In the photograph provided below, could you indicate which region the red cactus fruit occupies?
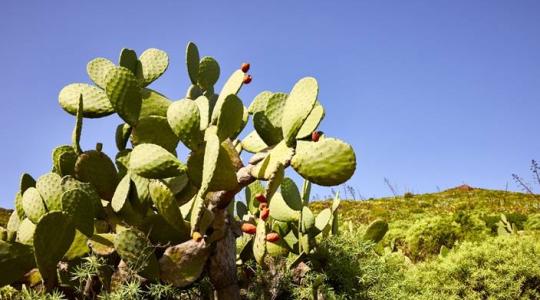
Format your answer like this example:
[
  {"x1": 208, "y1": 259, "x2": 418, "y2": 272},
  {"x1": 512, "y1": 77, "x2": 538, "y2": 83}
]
[
  {"x1": 311, "y1": 131, "x2": 322, "y2": 142},
  {"x1": 259, "y1": 203, "x2": 268, "y2": 210},
  {"x1": 241, "y1": 223, "x2": 257, "y2": 234},
  {"x1": 266, "y1": 232, "x2": 280, "y2": 242},
  {"x1": 243, "y1": 74, "x2": 252, "y2": 84},
  {"x1": 241, "y1": 63, "x2": 250, "y2": 73},
  {"x1": 260, "y1": 208, "x2": 270, "y2": 221},
  {"x1": 255, "y1": 193, "x2": 267, "y2": 203}
]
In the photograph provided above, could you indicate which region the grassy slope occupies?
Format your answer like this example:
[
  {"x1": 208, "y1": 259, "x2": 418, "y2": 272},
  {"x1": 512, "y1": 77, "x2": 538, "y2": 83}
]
[
  {"x1": 312, "y1": 187, "x2": 540, "y2": 225},
  {"x1": 0, "y1": 208, "x2": 11, "y2": 227}
]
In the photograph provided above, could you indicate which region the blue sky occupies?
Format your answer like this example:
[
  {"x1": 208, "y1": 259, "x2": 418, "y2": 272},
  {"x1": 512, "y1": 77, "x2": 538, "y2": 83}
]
[{"x1": 1, "y1": 1, "x2": 539, "y2": 207}]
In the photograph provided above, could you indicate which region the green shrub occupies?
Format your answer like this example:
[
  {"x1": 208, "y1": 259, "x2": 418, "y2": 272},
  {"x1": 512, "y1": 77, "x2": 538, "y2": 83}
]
[
  {"x1": 398, "y1": 234, "x2": 540, "y2": 299},
  {"x1": 404, "y1": 215, "x2": 461, "y2": 261},
  {"x1": 525, "y1": 214, "x2": 540, "y2": 231}
]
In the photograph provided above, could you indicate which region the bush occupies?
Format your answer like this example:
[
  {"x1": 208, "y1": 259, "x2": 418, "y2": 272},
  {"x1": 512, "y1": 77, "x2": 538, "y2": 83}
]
[
  {"x1": 525, "y1": 214, "x2": 540, "y2": 231},
  {"x1": 398, "y1": 234, "x2": 540, "y2": 299},
  {"x1": 403, "y1": 215, "x2": 461, "y2": 261}
]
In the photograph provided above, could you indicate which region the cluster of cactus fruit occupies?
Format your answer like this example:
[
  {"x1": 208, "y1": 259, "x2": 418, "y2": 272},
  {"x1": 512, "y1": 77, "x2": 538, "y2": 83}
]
[{"x1": 0, "y1": 42, "x2": 356, "y2": 298}]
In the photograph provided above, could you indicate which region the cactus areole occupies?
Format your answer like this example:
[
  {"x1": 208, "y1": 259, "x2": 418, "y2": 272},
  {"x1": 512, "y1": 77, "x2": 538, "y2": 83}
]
[{"x1": 0, "y1": 42, "x2": 357, "y2": 299}]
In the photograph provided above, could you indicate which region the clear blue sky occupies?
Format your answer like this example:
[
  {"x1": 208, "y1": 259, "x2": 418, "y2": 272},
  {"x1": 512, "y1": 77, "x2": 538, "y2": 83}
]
[{"x1": 1, "y1": 1, "x2": 539, "y2": 207}]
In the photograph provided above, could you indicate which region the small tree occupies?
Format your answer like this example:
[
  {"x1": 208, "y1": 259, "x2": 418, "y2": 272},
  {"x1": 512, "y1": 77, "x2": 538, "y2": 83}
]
[{"x1": 0, "y1": 42, "x2": 356, "y2": 299}]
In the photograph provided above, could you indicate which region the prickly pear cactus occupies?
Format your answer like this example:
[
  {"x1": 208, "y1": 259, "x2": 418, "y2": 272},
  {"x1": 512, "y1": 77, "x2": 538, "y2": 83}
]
[{"x1": 0, "y1": 42, "x2": 357, "y2": 299}]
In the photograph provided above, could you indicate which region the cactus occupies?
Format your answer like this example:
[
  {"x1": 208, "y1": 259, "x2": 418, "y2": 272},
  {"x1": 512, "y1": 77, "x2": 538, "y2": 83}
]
[
  {"x1": 363, "y1": 219, "x2": 389, "y2": 243},
  {"x1": 0, "y1": 42, "x2": 356, "y2": 299}
]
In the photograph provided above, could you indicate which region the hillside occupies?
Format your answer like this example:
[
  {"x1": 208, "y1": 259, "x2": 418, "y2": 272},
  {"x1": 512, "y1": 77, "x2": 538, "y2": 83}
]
[{"x1": 0, "y1": 208, "x2": 11, "y2": 227}]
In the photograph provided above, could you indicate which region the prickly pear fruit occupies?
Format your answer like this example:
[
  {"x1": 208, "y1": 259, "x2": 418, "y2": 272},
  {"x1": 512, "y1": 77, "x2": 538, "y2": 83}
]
[
  {"x1": 259, "y1": 203, "x2": 268, "y2": 210},
  {"x1": 265, "y1": 232, "x2": 280, "y2": 242},
  {"x1": 241, "y1": 63, "x2": 250, "y2": 73},
  {"x1": 192, "y1": 231, "x2": 203, "y2": 242},
  {"x1": 311, "y1": 131, "x2": 322, "y2": 142},
  {"x1": 243, "y1": 74, "x2": 252, "y2": 84},
  {"x1": 255, "y1": 193, "x2": 267, "y2": 203},
  {"x1": 260, "y1": 208, "x2": 270, "y2": 221},
  {"x1": 241, "y1": 223, "x2": 257, "y2": 234}
]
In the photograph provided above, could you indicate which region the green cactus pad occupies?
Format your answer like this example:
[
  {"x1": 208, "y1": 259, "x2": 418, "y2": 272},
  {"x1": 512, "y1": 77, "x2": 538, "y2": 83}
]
[
  {"x1": 253, "y1": 220, "x2": 267, "y2": 264},
  {"x1": 162, "y1": 174, "x2": 189, "y2": 196},
  {"x1": 33, "y1": 211, "x2": 76, "y2": 283},
  {"x1": 245, "y1": 181, "x2": 265, "y2": 215},
  {"x1": 36, "y1": 172, "x2": 63, "y2": 211},
  {"x1": 140, "y1": 88, "x2": 172, "y2": 118},
  {"x1": 19, "y1": 173, "x2": 36, "y2": 195},
  {"x1": 167, "y1": 99, "x2": 203, "y2": 150},
  {"x1": 302, "y1": 180, "x2": 312, "y2": 204},
  {"x1": 115, "y1": 123, "x2": 132, "y2": 151},
  {"x1": 267, "y1": 239, "x2": 289, "y2": 257},
  {"x1": 265, "y1": 163, "x2": 284, "y2": 201},
  {"x1": 216, "y1": 94, "x2": 244, "y2": 141},
  {"x1": 248, "y1": 91, "x2": 272, "y2": 114},
  {"x1": 268, "y1": 193, "x2": 301, "y2": 222},
  {"x1": 115, "y1": 228, "x2": 160, "y2": 280},
  {"x1": 194, "y1": 95, "x2": 211, "y2": 130},
  {"x1": 189, "y1": 195, "x2": 214, "y2": 234},
  {"x1": 211, "y1": 70, "x2": 245, "y2": 124},
  {"x1": 7, "y1": 211, "x2": 21, "y2": 234},
  {"x1": 301, "y1": 206, "x2": 315, "y2": 234},
  {"x1": 60, "y1": 176, "x2": 104, "y2": 217},
  {"x1": 236, "y1": 234, "x2": 253, "y2": 261},
  {"x1": 296, "y1": 102, "x2": 324, "y2": 139},
  {"x1": 253, "y1": 111, "x2": 283, "y2": 146},
  {"x1": 52, "y1": 145, "x2": 78, "y2": 176},
  {"x1": 280, "y1": 178, "x2": 303, "y2": 211},
  {"x1": 186, "y1": 84, "x2": 203, "y2": 100},
  {"x1": 188, "y1": 135, "x2": 238, "y2": 192},
  {"x1": 159, "y1": 240, "x2": 210, "y2": 287},
  {"x1": 75, "y1": 149, "x2": 118, "y2": 200},
  {"x1": 59, "y1": 83, "x2": 114, "y2": 118},
  {"x1": 141, "y1": 214, "x2": 190, "y2": 245},
  {"x1": 64, "y1": 230, "x2": 90, "y2": 260},
  {"x1": 291, "y1": 138, "x2": 356, "y2": 186},
  {"x1": 197, "y1": 56, "x2": 220, "y2": 90},
  {"x1": 105, "y1": 66, "x2": 142, "y2": 126},
  {"x1": 16, "y1": 218, "x2": 36, "y2": 245},
  {"x1": 118, "y1": 48, "x2": 138, "y2": 74},
  {"x1": 282, "y1": 77, "x2": 318, "y2": 146},
  {"x1": 149, "y1": 180, "x2": 187, "y2": 233},
  {"x1": 265, "y1": 93, "x2": 288, "y2": 128},
  {"x1": 88, "y1": 233, "x2": 116, "y2": 256},
  {"x1": 22, "y1": 187, "x2": 47, "y2": 223},
  {"x1": 186, "y1": 42, "x2": 200, "y2": 85},
  {"x1": 130, "y1": 143, "x2": 186, "y2": 179},
  {"x1": 241, "y1": 131, "x2": 268, "y2": 153},
  {"x1": 363, "y1": 219, "x2": 388, "y2": 243},
  {"x1": 137, "y1": 48, "x2": 168, "y2": 86},
  {"x1": 0, "y1": 240, "x2": 36, "y2": 286},
  {"x1": 236, "y1": 201, "x2": 248, "y2": 219},
  {"x1": 87, "y1": 57, "x2": 115, "y2": 89},
  {"x1": 272, "y1": 221, "x2": 290, "y2": 237},
  {"x1": 14, "y1": 193, "x2": 25, "y2": 219},
  {"x1": 115, "y1": 149, "x2": 131, "y2": 178},
  {"x1": 61, "y1": 188, "x2": 95, "y2": 237},
  {"x1": 251, "y1": 141, "x2": 294, "y2": 180},
  {"x1": 283, "y1": 231, "x2": 299, "y2": 252},
  {"x1": 72, "y1": 93, "x2": 84, "y2": 154},
  {"x1": 315, "y1": 208, "x2": 332, "y2": 232},
  {"x1": 130, "y1": 173, "x2": 152, "y2": 207},
  {"x1": 131, "y1": 116, "x2": 179, "y2": 153},
  {"x1": 111, "y1": 175, "x2": 132, "y2": 213}
]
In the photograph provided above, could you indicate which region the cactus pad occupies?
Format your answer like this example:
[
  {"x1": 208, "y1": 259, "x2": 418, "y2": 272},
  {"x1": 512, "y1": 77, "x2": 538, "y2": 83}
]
[
  {"x1": 33, "y1": 211, "x2": 76, "y2": 283},
  {"x1": 149, "y1": 180, "x2": 187, "y2": 233},
  {"x1": 114, "y1": 228, "x2": 159, "y2": 280},
  {"x1": 88, "y1": 233, "x2": 116, "y2": 256},
  {"x1": 19, "y1": 173, "x2": 36, "y2": 195},
  {"x1": 87, "y1": 57, "x2": 115, "y2": 89},
  {"x1": 363, "y1": 219, "x2": 388, "y2": 243},
  {"x1": 197, "y1": 56, "x2": 220, "y2": 90},
  {"x1": 59, "y1": 83, "x2": 114, "y2": 118},
  {"x1": 0, "y1": 240, "x2": 36, "y2": 286},
  {"x1": 216, "y1": 94, "x2": 244, "y2": 141},
  {"x1": 138, "y1": 48, "x2": 168, "y2": 86},
  {"x1": 52, "y1": 145, "x2": 78, "y2": 176},
  {"x1": 296, "y1": 102, "x2": 324, "y2": 139},
  {"x1": 280, "y1": 178, "x2": 303, "y2": 210},
  {"x1": 115, "y1": 124, "x2": 132, "y2": 151},
  {"x1": 36, "y1": 172, "x2": 63, "y2": 211},
  {"x1": 251, "y1": 141, "x2": 294, "y2": 180},
  {"x1": 186, "y1": 42, "x2": 200, "y2": 85},
  {"x1": 118, "y1": 48, "x2": 138, "y2": 74},
  {"x1": 131, "y1": 116, "x2": 179, "y2": 153},
  {"x1": 248, "y1": 91, "x2": 272, "y2": 114},
  {"x1": 282, "y1": 77, "x2": 318, "y2": 146},
  {"x1": 111, "y1": 175, "x2": 132, "y2": 213},
  {"x1": 253, "y1": 220, "x2": 267, "y2": 264},
  {"x1": 291, "y1": 138, "x2": 356, "y2": 186},
  {"x1": 75, "y1": 149, "x2": 118, "y2": 200},
  {"x1": 140, "y1": 88, "x2": 172, "y2": 118},
  {"x1": 22, "y1": 187, "x2": 47, "y2": 223},
  {"x1": 268, "y1": 193, "x2": 300, "y2": 222},
  {"x1": 16, "y1": 218, "x2": 36, "y2": 245},
  {"x1": 159, "y1": 240, "x2": 210, "y2": 287},
  {"x1": 211, "y1": 70, "x2": 244, "y2": 124},
  {"x1": 61, "y1": 188, "x2": 95, "y2": 237},
  {"x1": 14, "y1": 193, "x2": 25, "y2": 219},
  {"x1": 167, "y1": 99, "x2": 203, "y2": 150},
  {"x1": 241, "y1": 131, "x2": 268, "y2": 153},
  {"x1": 315, "y1": 208, "x2": 332, "y2": 232},
  {"x1": 130, "y1": 143, "x2": 186, "y2": 178},
  {"x1": 105, "y1": 66, "x2": 142, "y2": 126},
  {"x1": 64, "y1": 229, "x2": 90, "y2": 260}
]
